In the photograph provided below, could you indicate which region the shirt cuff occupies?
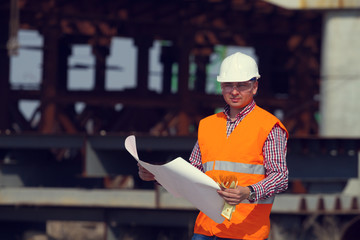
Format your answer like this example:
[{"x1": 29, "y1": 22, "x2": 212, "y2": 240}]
[{"x1": 251, "y1": 183, "x2": 264, "y2": 202}]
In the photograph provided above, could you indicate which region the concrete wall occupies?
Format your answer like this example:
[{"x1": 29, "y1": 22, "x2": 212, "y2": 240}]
[{"x1": 320, "y1": 10, "x2": 360, "y2": 137}]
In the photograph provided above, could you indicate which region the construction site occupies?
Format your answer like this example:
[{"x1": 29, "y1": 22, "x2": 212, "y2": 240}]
[{"x1": 0, "y1": 0, "x2": 360, "y2": 239}]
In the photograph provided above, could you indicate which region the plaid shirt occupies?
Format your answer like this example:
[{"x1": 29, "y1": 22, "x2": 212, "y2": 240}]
[{"x1": 189, "y1": 100, "x2": 288, "y2": 201}]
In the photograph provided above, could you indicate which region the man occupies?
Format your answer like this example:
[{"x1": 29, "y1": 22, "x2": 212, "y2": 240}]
[{"x1": 138, "y1": 52, "x2": 288, "y2": 240}]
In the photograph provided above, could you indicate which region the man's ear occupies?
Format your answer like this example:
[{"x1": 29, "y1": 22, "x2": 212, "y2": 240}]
[{"x1": 252, "y1": 81, "x2": 259, "y2": 96}]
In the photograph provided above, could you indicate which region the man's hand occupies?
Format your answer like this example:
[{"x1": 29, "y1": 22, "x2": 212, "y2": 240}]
[
  {"x1": 217, "y1": 185, "x2": 251, "y2": 205},
  {"x1": 137, "y1": 163, "x2": 155, "y2": 181}
]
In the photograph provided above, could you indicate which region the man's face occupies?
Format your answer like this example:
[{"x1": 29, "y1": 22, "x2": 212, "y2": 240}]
[{"x1": 220, "y1": 80, "x2": 258, "y2": 110}]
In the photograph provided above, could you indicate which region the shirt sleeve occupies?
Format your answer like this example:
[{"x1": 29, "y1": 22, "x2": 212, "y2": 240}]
[
  {"x1": 251, "y1": 123, "x2": 288, "y2": 201},
  {"x1": 189, "y1": 140, "x2": 205, "y2": 172}
]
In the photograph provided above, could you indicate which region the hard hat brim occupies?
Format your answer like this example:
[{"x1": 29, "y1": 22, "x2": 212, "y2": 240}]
[{"x1": 217, "y1": 75, "x2": 260, "y2": 83}]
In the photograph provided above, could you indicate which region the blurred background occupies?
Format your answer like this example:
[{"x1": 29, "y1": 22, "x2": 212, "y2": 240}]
[{"x1": 0, "y1": 0, "x2": 359, "y2": 239}]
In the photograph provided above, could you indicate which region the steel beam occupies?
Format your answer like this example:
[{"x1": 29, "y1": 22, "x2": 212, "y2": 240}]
[
  {"x1": 84, "y1": 135, "x2": 196, "y2": 176},
  {"x1": 0, "y1": 134, "x2": 84, "y2": 149}
]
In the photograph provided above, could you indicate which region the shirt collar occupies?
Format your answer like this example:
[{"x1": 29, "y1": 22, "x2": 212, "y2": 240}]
[{"x1": 223, "y1": 100, "x2": 256, "y2": 120}]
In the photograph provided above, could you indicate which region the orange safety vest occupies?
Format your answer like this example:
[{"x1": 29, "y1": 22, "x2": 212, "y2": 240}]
[{"x1": 193, "y1": 105, "x2": 288, "y2": 240}]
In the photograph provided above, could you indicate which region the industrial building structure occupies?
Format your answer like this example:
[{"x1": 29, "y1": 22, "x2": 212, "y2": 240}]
[{"x1": 0, "y1": 0, "x2": 359, "y2": 239}]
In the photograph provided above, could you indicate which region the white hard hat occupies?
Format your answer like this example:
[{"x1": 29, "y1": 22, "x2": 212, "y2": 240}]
[{"x1": 217, "y1": 52, "x2": 261, "y2": 82}]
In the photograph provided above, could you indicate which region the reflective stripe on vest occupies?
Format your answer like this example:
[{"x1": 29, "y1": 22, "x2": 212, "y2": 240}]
[
  {"x1": 203, "y1": 161, "x2": 274, "y2": 204},
  {"x1": 203, "y1": 160, "x2": 265, "y2": 175},
  {"x1": 203, "y1": 161, "x2": 214, "y2": 172}
]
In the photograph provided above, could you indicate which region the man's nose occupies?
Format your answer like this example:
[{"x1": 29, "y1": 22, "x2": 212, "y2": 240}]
[{"x1": 230, "y1": 86, "x2": 240, "y2": 93}]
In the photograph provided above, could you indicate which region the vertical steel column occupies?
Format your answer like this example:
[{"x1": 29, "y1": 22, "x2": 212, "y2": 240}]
[
  {"x1": 176, "y1": 34, "x2": 193, "y2": 136},
  {"x1": 254, "y1": 47, "x2": 275, "y2": 98},
  {"x1": 0, "y1": 1, "x2": 11, "y2": 132},
  {"x1": 160, "y1": 45, "x2": 176, "y2": 94},
  {"x1": 93, "y1": 45, "x2": 110, "y2": 92},
  {"x1": 134, "y1": 36, "x2": 153, "y2": 94},
  {"x1": 39, "y1": 26, "x2": 61, "y2": 133},
  {"x1": 194, "y1": 54, "x2": 210, "y2": 93},
  {"x1": 57, "y1": 38, "x2": 71, "y2": 93}
]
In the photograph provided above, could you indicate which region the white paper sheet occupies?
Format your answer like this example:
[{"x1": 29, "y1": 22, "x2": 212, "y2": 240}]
[{"x1": 125, "y1": 135, "x2": 225, "y2": 223}]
